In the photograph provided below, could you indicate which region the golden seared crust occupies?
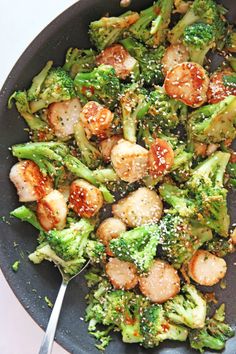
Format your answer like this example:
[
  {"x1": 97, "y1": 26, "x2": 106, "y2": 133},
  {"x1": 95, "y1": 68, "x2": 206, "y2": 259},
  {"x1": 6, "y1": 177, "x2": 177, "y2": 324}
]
[{"x1": 164, "y1": 62, "x2": 209, "y2": 108}]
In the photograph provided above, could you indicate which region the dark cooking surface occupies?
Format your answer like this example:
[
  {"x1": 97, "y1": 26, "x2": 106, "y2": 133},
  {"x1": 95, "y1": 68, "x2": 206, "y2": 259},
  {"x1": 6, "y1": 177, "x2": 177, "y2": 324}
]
[{"x1": 0, "y1": 1, "x2": 236, "y2": 353}]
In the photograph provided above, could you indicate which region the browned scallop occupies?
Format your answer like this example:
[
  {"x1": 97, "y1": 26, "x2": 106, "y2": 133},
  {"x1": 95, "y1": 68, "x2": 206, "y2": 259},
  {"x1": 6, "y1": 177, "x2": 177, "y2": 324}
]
[
  {"x1": 164, "y1": 62, "x2": 209, "y2": 108},
  {"x1": 99, "y1": 135, "x2": 123, "y2": 163},
  {"x1": 162, "y1": 44, "x2": 189, "y2": 76},
  {"x1": 188, "y1": 250, "x2": 227, "y2": 286},
  {"x1": 69, "y1": 179, "x2": 103, "y2": 218},
  {"x1": 37, "y1": 190, "x2": 67, "y2": 231},
  {"x1": 96, "y1": 217, "x2": 127, "y2": 256},
  {"x1": 207, "y1": 70, "x2": 236, "y2": 104},
  {"x1": 47, "y1": 98, "x2": 81, "y2": 139},
  {"x1": 106, "y1": 257, "x2": 138, "y2": 290},
  {"x1": 112, "y1": 187, "x2": 163, "y2": 228},
  {"x1": 80, "y1": 101, "x2": 114, "y2": 139},
  {"x1": 139, "y1": 259, "x2": 180, "y2": 303},
  {"x1": 9, "y1": 160, "x2": 53, "y2": 202},
  {"x1": 111, "y1": 139, "x2": 149, "y2": 183},
  {"x1": 148, "y1": 138, "x2": 175, "y2": 178},
  {"x1": 96, "y1": 44, "x2": 137, "y2": 79}
]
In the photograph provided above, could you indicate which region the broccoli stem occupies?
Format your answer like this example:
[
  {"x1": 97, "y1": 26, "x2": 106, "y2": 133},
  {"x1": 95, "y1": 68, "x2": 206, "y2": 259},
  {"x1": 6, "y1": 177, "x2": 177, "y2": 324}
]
[
  {"x1": 10, "y1": 206, "x2": 43, "y2": 231},
  {"x1": 92, "y1": 168, "x2": 118, "y2": 183},
  {"x1": 27, "y1": 61, "x2": 53, "y2": 101},
  {"x1": 169, "y1": 8, "x2": 199, "y2": 43}
]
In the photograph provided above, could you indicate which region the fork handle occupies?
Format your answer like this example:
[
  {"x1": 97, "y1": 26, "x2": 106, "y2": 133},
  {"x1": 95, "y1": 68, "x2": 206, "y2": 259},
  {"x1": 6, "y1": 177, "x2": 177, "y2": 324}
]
[{"x1": 39, "y1": 280, "x2": 68, "y2": 354}]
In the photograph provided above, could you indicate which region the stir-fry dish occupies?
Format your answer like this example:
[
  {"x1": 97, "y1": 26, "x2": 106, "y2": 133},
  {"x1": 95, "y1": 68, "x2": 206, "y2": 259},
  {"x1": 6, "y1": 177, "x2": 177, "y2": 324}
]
[{"x1": 8, "y1": 0, "x2": 236, "y2": 351}]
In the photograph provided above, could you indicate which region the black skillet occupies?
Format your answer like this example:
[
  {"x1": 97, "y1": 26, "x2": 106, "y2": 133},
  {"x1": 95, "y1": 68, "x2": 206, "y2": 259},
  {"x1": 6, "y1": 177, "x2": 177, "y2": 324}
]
[{"x1": 0, "y1": 1, "x2": 236, "y2": 353}]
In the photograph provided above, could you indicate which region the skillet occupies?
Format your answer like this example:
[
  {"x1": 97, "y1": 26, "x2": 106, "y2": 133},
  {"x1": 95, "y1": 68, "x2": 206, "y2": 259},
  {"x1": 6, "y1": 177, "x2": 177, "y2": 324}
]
[{"x1": 0, "y1": 0, "x2": 236, "y2": 353}]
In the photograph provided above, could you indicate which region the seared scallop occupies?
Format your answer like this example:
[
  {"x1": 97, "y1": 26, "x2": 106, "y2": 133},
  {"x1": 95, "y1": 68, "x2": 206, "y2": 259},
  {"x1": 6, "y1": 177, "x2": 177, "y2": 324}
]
[
  {"x1": 164, "y1": 62, "x2": 209, "y2": 108},
  {"x1": 47, "y1": 98, "x2": 81, "y2": 139},
  {"x1": 139, "y1": 259, "x2": 180, "y2": 303},
  {"x1": 148, "y1": 138, "x2": 175, "y2": 178},
  {"x1": 112, "y1": 187, "x2": 163, "y2": 228},
  {"x1": 80, "y1": 101, "x2": 113, "y2": 139},
  {"x1": 37, "y1": 190, "x2": 67, "y2": 231},
  {"x1": 188, "y1": 250, "x2": 227, "y2": 286},
  {"x1": 162, "y1": 44, "x2": 189, "y2": 76},
  {"x1": 96, "y1": 44, "x2": 137, "y2": 79},
  {"x1": 9, "y1": 160, "x2": 52, "y2": 202},
  {"x1": 106, "y1": 257, "x2": 138, "y2": 290},
  {"x1": 111, "y1": 139, "x2": 149, "y2": 183},
  {"x1": 96, "y1": 217, "x2": 127, "y2": 256},
  {"x1": 207, "y1": 69, "x2": 236, "y2": 104},
  {"x1": 69, "y1": 179, "x2": 103, "y2": 218},
  {"x1": 99, "y1": 135, "x2": 122, "y2": 163}
]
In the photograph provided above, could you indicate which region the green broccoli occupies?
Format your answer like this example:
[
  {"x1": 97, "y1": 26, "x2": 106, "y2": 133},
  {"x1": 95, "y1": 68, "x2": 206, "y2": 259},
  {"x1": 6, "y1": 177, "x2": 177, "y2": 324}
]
[
  {"x1": 74, "y1": 65, "x2": 120, "y2": 108},
  {"x1": 8, "y1": 91, "x2": 50, "y2": 138},
  {"x1": 189, "y1": 304, "x2": 235, "y2": 352},
  {"x1": 228, "y1": 56, "x2": 236, "y2": 72},
  {"x1": 159, "y1": 214, "x2": 212, "y2": 268},
  {"x1": 86, "y1": 282, "x2": 149, "y2": 345},
  {"x1": 45, "y1": 218, "x2": 94, "y2": 261},
  {"x1": 74, "y1": 121, "x2": 102, "y2": 169},
  {"x1": 64, "y1": 154, "x2": 115, "y2": 203},
  {"x1": 164, "y1": 284, "x2": 207, "y2": 329},
  {"x1": 129, "y1": 0, "x2": 174, "y2": 47},
  {"x1": 63, "y1": 48, "x2": 97, "y2": 78},
  {"x1": 120, "y1": 84, "x2": 150, "y2": 143},
  {"x1": 225, "y1": 30, "x2": 236, "y2": 53},
  {"x1": 10, "y1": 205, "x2": 43, "y2": 231},
  {"x1": 183, "y1": 23, "x2": 215, "y2": 65},
  {"x1": 109, "y1": 224, "x2": 160, "y2": 273},
  {"x1": 147, "y1": 87, "x2": 188, "y2": 129},
  {"x1": 187, "y1": 151, "x2": 230, "y2": 237},
  {"x1": 89, "y1": 11, "x2": 139, "y2": 51},
  {"x1": 168, "y1": 0, "x2": 226, "y2": 48},
  {"x1": 29, "y1": 242, "x2": 86, "y2": 277},
  {"x1": 28, "y1": 66, "x2": 75, "y2": 113},
  {"x1": 140, "y1": 304, "x2": 188, "y2": 348},
  {"x1": 187, "y1": 95, "x2": 236, "y2": 143},
  {"x1": 84, "y1": 240, "x2": 106, "y2": 264},
  {"x1": 121, "y1": 38, "x2": 164, "y2": 85},
  {"x1": 27, "y1": 61, "x2": 53, "y2": 101},
  {"x1": 11, "y1": 141, "x2": 69, "y2": 184},
  {"x1": 12, "y1": 260, "x2": 20, "y2": 272},
  {"x1": 205, "y1": 235, "x2": 233, "y2": 257}
]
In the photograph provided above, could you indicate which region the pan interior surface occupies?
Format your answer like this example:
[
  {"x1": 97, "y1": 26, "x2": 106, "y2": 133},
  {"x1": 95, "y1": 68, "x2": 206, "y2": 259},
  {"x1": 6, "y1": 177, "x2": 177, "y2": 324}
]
[{"x1": 0, "y1": 0, "x2": 236, "y2": 353}]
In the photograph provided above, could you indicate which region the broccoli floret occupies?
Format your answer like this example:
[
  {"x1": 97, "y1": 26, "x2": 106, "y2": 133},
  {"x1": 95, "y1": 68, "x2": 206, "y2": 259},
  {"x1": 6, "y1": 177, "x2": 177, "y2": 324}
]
[
  {"x1": 109, "y1": 224, "x2": 160, "y2": 273},
  {"x1": 222, "y1": 73, "x2": 236, "y2": 89},
  {"x1": 147, "y1": 87, "x2": 187, "y2": 129},
  {"x1": 159, "y1": 214, "x2": 212, "y2": 268},
  {"x1": 74, "y1": 65, "x2": 120, "y2": 108},
  {"x1": 28, "y1": 66, "x2": 75, "y2": 113},
  {"x1": 89, "y1": 11, "x2": 139, "y2": 51},
  {"x1": 121, "y1": 38, "x2": 164, "y2": 85},
  {"x1": 29, "y1": 242, "x2": 86, "y2": 277},
  {"x1": 183, "y1": 23, "x2": 215, "y2": 65},
  {"x1": 8, "y1": 91, "x2": 50, "y2": 138},
  {"x1": 10, "y1": 206, "x2": 43, "y2": 231},
  {"x1": 27, "y1": 61, "x2": 53, "y2": 101},
  {"x1": 74, "y1": 121, "x2": 102, "y2": 169},
  {"x1": 189, "y1": 304, "x2": 235, "y2": 352},
  {"x1": 187, "y1": 96, "x2": 236, "y2": 143},
  {"x1": 164, "y1": 284, "x2": 207, "y2": 329},
  {"x1": 45, "y1": 218, "x2": 94, "y2": 261},
  {"x1": 140, "y1": 304, "x2": 188, "y2": 348},
  {"x1": 228, "y1": 56, "x2": 236, "y2": 72},
  {"x1": 12, "y1": 260, "x2": 20, "y2": 272},
  {"x1": 168, "y1": 0, "x2": 226, "y2": 48},
  {"x1": 187, "y1": 151, "x2": 230, "y2": 236},
  {"x1": 65, "y1": 154, "x2": 115, "y2": 203},
  {"x1": 205, "y1": 235, "x2": 233, "y2": 257},
  {"x1": 84, "y1": 240, "x2": 106, "y2": 264},
  {"x1": 225, "y1": 30, "x2": 236, "y2": 53},
  {"x1": 11, "y1": 141, "x2": 69, "y2": 184},
  {"x1": 86, "y1": 284, "x2": 148, "y2": 345},
  {"x1": 129, "y1": 1, "x2": 174, "y2": 47},
  {"x1": 120, "y1": 84, "x2": 150, "y2": 143},
  {"x1": 63, "y1": 48, "x2": 97, "y2": 78}
]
